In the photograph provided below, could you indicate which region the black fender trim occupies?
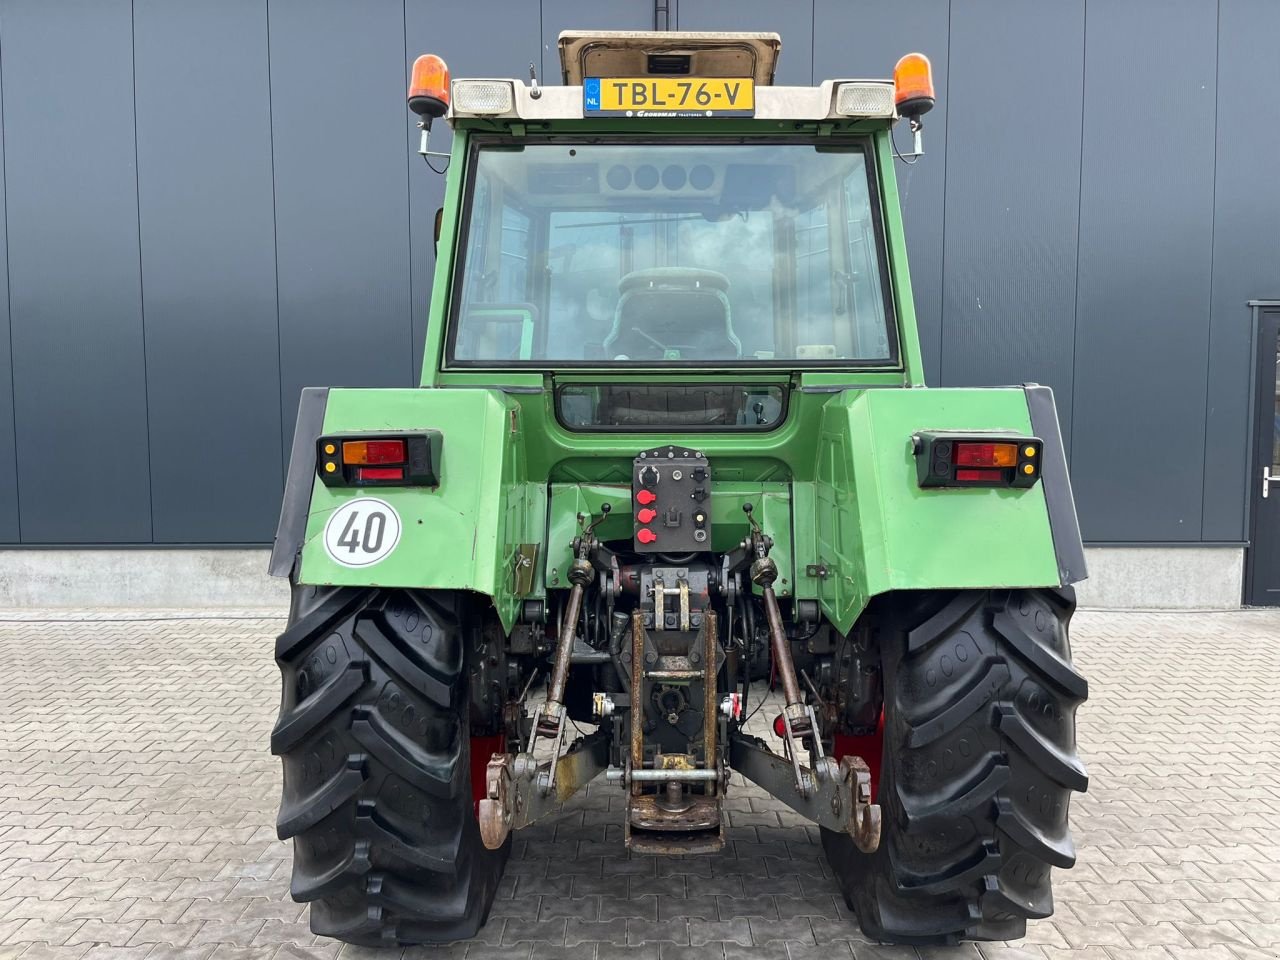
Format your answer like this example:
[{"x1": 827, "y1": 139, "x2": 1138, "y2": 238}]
[
  {"x1": 269, "y1": 387, "x2": 330, "y2": 578},
  {"x1": 1023, "y1": 385, "x2": 1086, "y2": 585}
]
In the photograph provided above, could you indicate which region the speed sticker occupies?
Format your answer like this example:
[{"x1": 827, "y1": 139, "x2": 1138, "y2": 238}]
[{"x1": 322, "y1": 498, "x2": 402, "y2": 567}]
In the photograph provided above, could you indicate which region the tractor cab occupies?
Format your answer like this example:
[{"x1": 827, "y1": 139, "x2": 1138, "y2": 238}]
[{"x1": 409, "y1": 31, "x2": 934, "y2": 396}]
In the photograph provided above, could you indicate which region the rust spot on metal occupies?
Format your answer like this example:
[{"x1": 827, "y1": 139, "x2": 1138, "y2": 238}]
[
  {"x1": 477, "y1": 755, "x2": 513, "y2": 850},
  {"x1": 629, "y1": 794, "x2": 720, "y2": 831},
  {"x1": 626, "y1": 794, "x2": 726, "y2": 855},
  {"x1": 841, "y1": 755, "x2": 882, "y2": 853},
  {"x1": 553, "y1": 730, "x2": 610, "y2": 802},
  {"x1": 630, "y1": 610, "x2": 645, "y2": 793},
  {"x1": 703, "y1": 608, "x2": 718, "y2": 794},
  {"x1": 658, "y1": 753, "x2": 695, "y2": 770}
]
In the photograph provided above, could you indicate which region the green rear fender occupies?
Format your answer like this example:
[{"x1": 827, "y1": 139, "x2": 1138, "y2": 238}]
[
  {"x1": 272, "y1": 387, "x2": 541, "y2": 631},
  {"x1": 809, "y1": 386, "x2": 1083, "y2": 633}
]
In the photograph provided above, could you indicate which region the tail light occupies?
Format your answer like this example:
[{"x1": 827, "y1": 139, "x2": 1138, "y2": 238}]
[
  {"x1": 914, "y1": 432, "x2": 1041, "y2": 488},
  {"x1": 317, "y1": 431, "x2": 443, "y2": 487}
]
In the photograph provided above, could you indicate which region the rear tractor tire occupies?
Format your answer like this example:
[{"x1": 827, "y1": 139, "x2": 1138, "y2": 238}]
[
  {"x1": 270, "y1": 585, "x2": 509, "y2": 945},
  {"x1": 823, "y1": 588, "x2": 1088, "y2": 944}
]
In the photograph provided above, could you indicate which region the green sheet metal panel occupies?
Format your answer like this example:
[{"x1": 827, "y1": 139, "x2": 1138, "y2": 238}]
[
  {"x1": 815, "y1": 387, "x2": 1059, "y2": 632},
  {"x1": 297, "y1": 387, "x2": 540, "y2": 629}
]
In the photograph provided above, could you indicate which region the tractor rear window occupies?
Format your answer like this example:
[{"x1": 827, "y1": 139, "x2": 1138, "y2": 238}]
[
  {"x1": 556, "y1": 383, "x2": 786, "y2": 431},
  {"x1": 447, "y1": 139, "x2": 897, "y2": 368}
]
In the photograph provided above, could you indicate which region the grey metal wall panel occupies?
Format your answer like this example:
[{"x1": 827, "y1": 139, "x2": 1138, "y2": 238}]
[
  {"x1": 813, "y1": 0, "x2": 948, "y2": 385},
  {"x1": 1072, "y1": 0, "x2": 1217, "y2": 542},
  {"x1": 542, "y1": 1, "x2": 657, "y2": 83},
  {"x1": 677, "y1": 0, "x2": 812, "y2": 85},
  {"x1": 269, "y1": 0, "x2": 413, "y2": 459},
  {"x1": 1, "y1": 0, "x2": 152, "y2": 542},
  {"x1": 940, "y1": 1, "x2": 1084, "y2": 447},
  {"x1": 0, "y1": 55, "x2": 17, "y2": 543},
  {"x1": 134, "y1": 0, "x2": 282, "y2": 543},
  {"x1": 0, "y1": 0, "x2": 1264, "y2": 549},
  {"x1": 1202, "y1": 0, "x2": 1280, "y2": 542},
  {"x1": 406, "y1": 2, "x2": 543, "y2": 384}
]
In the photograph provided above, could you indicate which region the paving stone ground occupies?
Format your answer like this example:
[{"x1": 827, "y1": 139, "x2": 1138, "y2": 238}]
[{"x1": 1, "y1": 607, "x2": 1279, "y2": 960}]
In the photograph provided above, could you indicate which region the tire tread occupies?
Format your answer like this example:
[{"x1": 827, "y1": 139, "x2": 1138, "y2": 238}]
[
  {"x1": 273, "y1": 586, "x2": 507, "y2": 945},
  {"x1": 823, "y1": 587, "x2": 1087, "y2": 944}
]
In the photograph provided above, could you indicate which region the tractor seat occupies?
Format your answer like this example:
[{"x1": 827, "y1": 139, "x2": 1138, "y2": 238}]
[{"x1": 602, "y1": 268, "x2": 741, "y2": 361}]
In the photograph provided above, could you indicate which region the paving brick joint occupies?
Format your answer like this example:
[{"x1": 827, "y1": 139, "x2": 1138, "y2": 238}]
[{"x1": 1, "y1": 607, "x2": 1278, "y2": 960}]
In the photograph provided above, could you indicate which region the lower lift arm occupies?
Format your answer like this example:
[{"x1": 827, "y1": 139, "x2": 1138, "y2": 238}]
[
  {"x1": 726, "y1": 504, "x2": 881, "y2": 853},
  {"x1": 478, "y1": 507, "x2": 613, "y2": 849}
]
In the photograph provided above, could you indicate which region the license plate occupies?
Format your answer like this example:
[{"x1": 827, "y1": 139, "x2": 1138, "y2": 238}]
[{"x1": 583, "y1": 77, "x2": 755, "y2": 118}]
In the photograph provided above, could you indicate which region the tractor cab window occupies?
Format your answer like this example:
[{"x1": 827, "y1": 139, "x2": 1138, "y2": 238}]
[{"x1": 448, "y1": 140, "x2": 897, "y2": 367}]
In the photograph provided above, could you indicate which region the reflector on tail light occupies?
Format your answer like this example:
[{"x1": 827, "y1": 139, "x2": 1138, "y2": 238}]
[{"x1": 356, "y1": 466, "x2": 406, "y2": 482}]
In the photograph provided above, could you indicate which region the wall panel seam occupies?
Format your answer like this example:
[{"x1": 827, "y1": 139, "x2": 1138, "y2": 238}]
[
  {"x1": 1198, "y1": 0, "x2": 1223, "y2": 541},
  {"x1": 1067, "y1": 0, "x2": 1088, "y2": 460},
  {"x1": 808, "y1": 0, "x2": 814, "y2": 86},
  {"x1": 0, "y1": 28, "x2": 20, "y2": 541},
  {"x1": 936, "y1": 0, "x2": 951, "y2": 386},
  {"x1": 130, "y1": 0, "x2": 155, "y2": 541},
  {"x1": 266, "y1": 0, "x2": 287, "y2": 481},
  {"x1": 401, "y1": 0, "x2": 414, "y2": 386}
]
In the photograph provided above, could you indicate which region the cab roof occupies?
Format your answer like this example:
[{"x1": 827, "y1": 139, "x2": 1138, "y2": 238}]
[{"x1": 557, "y1": 30, "x2": 782, "y2": 86}]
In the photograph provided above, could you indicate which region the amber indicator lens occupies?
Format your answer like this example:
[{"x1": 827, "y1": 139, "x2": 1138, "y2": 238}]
[
  {"x1": 954, "y1": 441, "x2": 1018, "y2": 468},
  {"x1": 342, "y1": 439, "x2": 407, "y2": 465}
]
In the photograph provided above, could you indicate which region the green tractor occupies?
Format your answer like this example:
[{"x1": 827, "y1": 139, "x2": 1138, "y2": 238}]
[{"x1": 268, "y1": 30, "x2": 1088, "y2": 947}]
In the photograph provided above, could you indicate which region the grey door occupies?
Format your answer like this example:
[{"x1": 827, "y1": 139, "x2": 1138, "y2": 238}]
[{"x1": 1247, "y1": 306, "x2": 1280, "y2": 605}]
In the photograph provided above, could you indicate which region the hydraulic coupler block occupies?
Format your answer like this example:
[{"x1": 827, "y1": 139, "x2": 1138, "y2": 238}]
[{"x1": 632, "y1": 446, "x2": 711, "y2": 553}]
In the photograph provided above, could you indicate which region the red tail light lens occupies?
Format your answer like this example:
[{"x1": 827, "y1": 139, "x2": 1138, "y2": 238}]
[
  {"x1": 955, "y1": 468, "x2": 1002, "y2": 482},
  {"x1": 343, "y1": 439, "x2": 407, "y2": 465},
  {"x1": 954, "y1": 442, "x2": 1018, "y2": 467},
  {"x1": 356, "y1": 466, "x2": 405, "y2": 482}
]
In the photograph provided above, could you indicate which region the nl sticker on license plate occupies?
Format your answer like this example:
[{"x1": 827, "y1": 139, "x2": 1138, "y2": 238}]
[{"x1": 583, "y1": 77, "x2": 755, "y2": 118}]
